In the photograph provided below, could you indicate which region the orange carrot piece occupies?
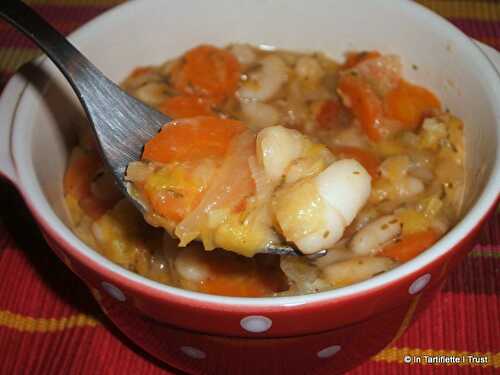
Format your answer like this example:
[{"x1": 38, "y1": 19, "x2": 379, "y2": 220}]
[
  {"x1": 159, "y1": 95, "x2": 215, "y2": 119},
  {"x1": 342, "y1": 51, "x2": 382, "y2": 70},
  {"x1": 63, "y1": 152, "x2": 101, "y2": 200},
  {"x1": 337, "y1": 74, "x2": 384, "y2": 141},
  {"x1": 142, "y1": 116, "x2": 247, "y2": 164},
  {"x1": 147, "y1": 186, "x2": 203, "y2": 223},
  {"x1": 384, "y1": 80, "x2": 441, "y2": 130},
  {"x1": 199, "y1": 254, "x2": 287, "y2": 297},
  {"x1": 171, "y1": 45, "x2": 240, "y2": 104},
  {"x1": 380, "y1": 229, "x2": 440, "y2": 262},
  {"x1": 316, "y1": 99, "x2": 341, "y2": 128},
  {"x1": 333, "y1": 146, "x2": 380, "y2": 179},
  {"x1": 201, "y1": 276, "x2": 272, "y2": 297}
]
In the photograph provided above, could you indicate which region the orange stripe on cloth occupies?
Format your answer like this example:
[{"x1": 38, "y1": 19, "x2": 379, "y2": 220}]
[
  {"x1": 416, "y1": 0, "x2": 500, "y2": 21},
  {"x1": 372, "y1": 347, "x2": 499, "y2": 368},
  {"x1": 0, "y1": 309, "x2": 99, "y2": 332}
]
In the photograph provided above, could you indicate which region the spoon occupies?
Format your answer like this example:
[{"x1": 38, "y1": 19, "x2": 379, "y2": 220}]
[{"x1": 0, "y1": 0, "x2": 326, "y2": 259}]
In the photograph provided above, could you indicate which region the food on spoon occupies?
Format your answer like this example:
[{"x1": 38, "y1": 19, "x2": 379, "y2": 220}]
[
  {"x1": 64, "y1": 44, "x2": 465, "y2": 297},
  {"x1": 129, "y1": 119, "x2": 371, "y2": 257}
]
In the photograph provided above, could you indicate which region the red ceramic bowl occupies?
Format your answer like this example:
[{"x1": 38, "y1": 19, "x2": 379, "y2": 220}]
[{"x1": 0, "y1": 1, "x2": 499, "y2": 374}]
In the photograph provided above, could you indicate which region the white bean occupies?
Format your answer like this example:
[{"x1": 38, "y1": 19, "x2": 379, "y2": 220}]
[
  {"x1": 241, "y1": 101, "x2": 280, "y2": 129},
  {"x1": 350, "y1": 215, "x2": 402, "y2": 255},
  {"x1": 229, "y1": 44, "x2": 256, "y2": 65},
  {"x1": 380, "y1": 155, "x2": 411, "y2": 180},
  {"x1": 316, "y1": 159, "x2": 372, "y2": 224},
  {"x1": 293, "y1": 205, "x2": 346, "y2": 254},
  {"x1": 273, "y1": 159, "x2": 372, "y2": 254},
  {"x1": 421, "y1": 117, "x2": 447, "y2": 148},
  {"x1": 314, "y1": 246, "x2": 355, "y2": 268},
  {"x1": 322, "y1": 256, "x2": 396, "y2": 287},
  {"x1": 238, "y1": 55, "x2": 288, "y2": 101},
  {"x1": 174, "y1": 247, "x2": 210, "y2": 282},
  {"x1": 380, "y1": 156, "x2": 424, "y2": 199},
  {"x1": 284, "y1": 146, "x2": 334, "y2": 185},
  {"x1": 91, "y1": 171, "x2": 122, "y2": 202},
  {"x1": 256, "y1": 126, "x2": 305, "y2": 182},
  {"x1": 295, "y1": 56, "x2": 324, "y2": 82},
  {"x1": 134, "y1": 82, "x2": 169, "y2": 106},
  {"x1": 396, "y1": 176, "x2": 425, "y2": 199},
  {"x1": 409, "y1": 166, "x2": 434, "y2": 182}
]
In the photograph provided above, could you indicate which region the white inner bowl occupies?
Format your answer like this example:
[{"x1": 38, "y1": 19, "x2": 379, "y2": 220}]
[{"x1": 3, "y1": 0, "x2": 499, "y2": 306}]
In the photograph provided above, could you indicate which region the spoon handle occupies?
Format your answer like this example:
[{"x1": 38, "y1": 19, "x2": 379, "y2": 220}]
[{"x1": 0, "y1": 0, "x2": 170, "y2": 177}]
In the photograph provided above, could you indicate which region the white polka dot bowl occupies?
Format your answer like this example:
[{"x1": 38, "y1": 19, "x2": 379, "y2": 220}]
[{"x1": 0, "y1": 0, "x2": 498, "y2": 374}]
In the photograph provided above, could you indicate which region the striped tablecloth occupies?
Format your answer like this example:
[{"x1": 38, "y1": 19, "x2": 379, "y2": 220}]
[{"x1": 0, "y1": 1, "x2": 498, "y2": 374}]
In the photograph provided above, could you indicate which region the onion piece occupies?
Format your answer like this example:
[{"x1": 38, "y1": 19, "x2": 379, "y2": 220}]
[{"x1": 175, "y1": 130, "x2": 256, "y2": 247}]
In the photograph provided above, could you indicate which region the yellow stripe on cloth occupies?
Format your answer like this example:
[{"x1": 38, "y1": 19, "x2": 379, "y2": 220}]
[
  {"x1": 468, "y1": 249, "x2": 500, "y2": 258},
  {"x1": 0, "y1": 310, "x2": 99, "y2": 332},
  {"x1": 0, "y1": 47, "x2": 40, "y2": 74},
  {"x1": 416, "y1": 1, "x2": 500, "y2": 21},
  {"x1": 373, "y1": 347, "x2": 499, "y2": 368}
]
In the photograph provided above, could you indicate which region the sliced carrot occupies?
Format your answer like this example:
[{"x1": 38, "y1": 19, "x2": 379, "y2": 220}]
[
  {"x1": 171, "y1": 44, "x2": 240, "y2": 104},
  {"x1": 384, "y1": 80, "x2": 441, "y2": 130},
  {"x1": 380, "y1": 229, "x2": 440, "y2": 262},
  {"x1": 199, "y1": 253, "x2": 287, "y2": 297},
  {"x1": 333, "y1": 146, "x2": 380, "y2": 179},
  {"x1": 159, "y1": 95, "x2": 215, "y2": 119},
  {"x1": 316, "y1": 99, "x2": 341, "y2": 128},
  {"x1": 342, "y1": 51, "x2": 382, "y2": 70},
  {"x1": 200, "y1": 275, "x2": 270, "y2": 297},
  {"x1": 63, "y1": 150, "x2": 101, "y2": 200},
  {"x1": 147, "y1": 185, "x2": 203, "y2": 223},
  {"x1": 143, "y1": 116, "x2": 247, "y2": 164},
  {"x1": 337, "y1": 74, "x2": 384, "y2": 141}
]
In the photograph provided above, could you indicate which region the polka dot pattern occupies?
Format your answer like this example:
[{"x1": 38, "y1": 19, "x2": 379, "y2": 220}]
[
  {"x1": 180, "y1": 346, "x2": 206, "y2": 359},
  {"x1": 101, "y1": 281, "x2": 126, "y2": 301},
  {"x1": 240, "y1": 315, "x2": 272, "y2": 333},
  {"x1": 317, "y1": 345, "x2": 341, "y2": 358},
  {"x1": 409, "y1": 273, "x2": 431, "y2": 295}
]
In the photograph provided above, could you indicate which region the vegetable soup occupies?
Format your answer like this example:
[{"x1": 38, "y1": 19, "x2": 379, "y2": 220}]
[{"x1": 64, "y1": 44, "x2": 464, "y2": 297}]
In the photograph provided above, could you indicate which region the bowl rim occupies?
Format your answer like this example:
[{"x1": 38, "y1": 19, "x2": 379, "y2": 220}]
[{"x1": 4, "y1": 0, "x2": 500, "y2": 308}]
